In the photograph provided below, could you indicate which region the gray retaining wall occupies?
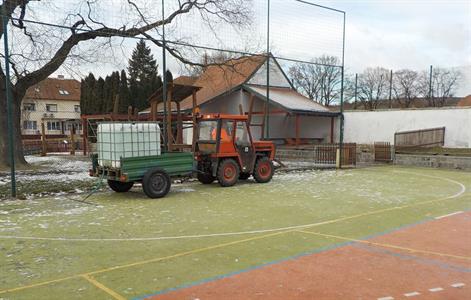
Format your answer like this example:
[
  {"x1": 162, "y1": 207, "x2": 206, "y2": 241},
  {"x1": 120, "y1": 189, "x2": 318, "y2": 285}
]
[{"x1": 394, "y1": 154, "x2": 471, "y2": 171}]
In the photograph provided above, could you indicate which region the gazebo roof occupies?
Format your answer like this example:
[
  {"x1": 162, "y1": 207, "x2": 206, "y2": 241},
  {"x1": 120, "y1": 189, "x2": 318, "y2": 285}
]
[{"x1": 147, "y1": 76, "x2": 201, "y2": 104}]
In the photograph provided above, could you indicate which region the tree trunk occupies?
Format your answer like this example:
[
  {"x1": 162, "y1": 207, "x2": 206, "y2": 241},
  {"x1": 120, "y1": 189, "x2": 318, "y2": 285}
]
[{"x1": 0, "y1": 87, "x2": 27, "y2": 169}]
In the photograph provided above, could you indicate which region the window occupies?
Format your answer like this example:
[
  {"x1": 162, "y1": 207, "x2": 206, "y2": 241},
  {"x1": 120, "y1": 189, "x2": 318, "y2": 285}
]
[
  {"x1": 23, "y1": 103, "x2": 36, "y2": 111},
  {"x1": 235, "y1": 122, "x2": 250, "y2": 146},
  {"x1": 74, "y1": 105, "x2": 80, "y2": 113},
  {"x1": 46, "y1": 104, "x2": 57, "y2": 112},
  {"x1": 220, "y1": 120, "x2": 234, "y2": 142},
  {"x1": 198, "y1": 120, "x2": 218, "y2": 141},
  {"x1": 59, "y1": 89, "x2": 69, "y2": 95},
  {"x1": 47, "y1": 121, "x2": 61, "y2": 131},
  {"x1": 23, "y1": 120, "x2": 37, "y2": 130}
]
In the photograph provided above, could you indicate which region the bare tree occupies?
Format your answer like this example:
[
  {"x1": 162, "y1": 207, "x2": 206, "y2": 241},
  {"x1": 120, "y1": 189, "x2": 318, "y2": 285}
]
[
  {"x1": 0, "y1": 0, "x2": 252, "y2": 167},
  {"x1": 392, "y1": 69, "x2": 420, "y2": 108},
  {"x1": 418, "y1": 67, "x2": 462, "y2": 107},
  {"x1": 288, "y1": 55, "x2": 341, "y2": 107},
  {"x1": 357, "y1": 67, "x2": 390, "y2": 110}
]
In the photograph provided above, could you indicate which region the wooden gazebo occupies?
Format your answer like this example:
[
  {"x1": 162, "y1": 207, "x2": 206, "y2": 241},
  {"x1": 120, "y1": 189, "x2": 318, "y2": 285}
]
[{"x1": 147, "y1": 76, "x2": 201, "y2": 151}]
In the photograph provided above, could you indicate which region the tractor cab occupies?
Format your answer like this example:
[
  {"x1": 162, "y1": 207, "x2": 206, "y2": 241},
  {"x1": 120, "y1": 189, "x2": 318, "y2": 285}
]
[{"x1": 195, "y1": 114, "x2": 276, "y2": 187}]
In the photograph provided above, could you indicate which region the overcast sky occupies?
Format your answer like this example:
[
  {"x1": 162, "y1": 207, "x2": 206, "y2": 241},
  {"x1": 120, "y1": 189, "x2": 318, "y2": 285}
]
[
  {"x1": 48, "y1": 0, "x2": 470, "y2": 96},
  {"x1": 322, "y1": 0, "x2": 471, "y2": 72}
]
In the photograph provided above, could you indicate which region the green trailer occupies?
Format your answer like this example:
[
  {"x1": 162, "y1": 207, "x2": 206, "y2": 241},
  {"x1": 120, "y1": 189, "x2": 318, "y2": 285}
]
[{"x1": 90, "y1": 152, "x2": 195, "y2": 198}]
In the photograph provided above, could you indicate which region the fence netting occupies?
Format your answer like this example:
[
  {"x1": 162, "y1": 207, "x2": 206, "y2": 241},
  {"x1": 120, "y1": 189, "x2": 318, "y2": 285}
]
[{"x1": 2, "y1": 0, "x2": 347, "y2": 197}]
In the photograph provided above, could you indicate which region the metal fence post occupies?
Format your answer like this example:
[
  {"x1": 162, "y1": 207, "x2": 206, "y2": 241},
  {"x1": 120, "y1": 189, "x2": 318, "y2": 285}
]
[
  {"x1": 162, "y1": 0, "x2": 167, "y2": 151},
  {"x1": 265, "y1": 0, "x2": 270, "y2": 140},
  {"x1": 2, "y1": 4, "x2": 17, "y2": 197},
  {"x1": 339, "y1": 12, "x2": 346, "y2": 169}
]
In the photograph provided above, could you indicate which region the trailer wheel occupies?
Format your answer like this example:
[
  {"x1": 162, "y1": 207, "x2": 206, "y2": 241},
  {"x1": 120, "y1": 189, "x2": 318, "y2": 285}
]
[
  {"x1": 197, "y1": 173, "x2": 215, "y2": 184},
  {"x1": 142, "y1": 168, "x2": 171, "y2": 198},
  {"x1": 217, "y1": 159, "x2": 240, "y2": 187},
  {"x1": 107, "y1": 180, "x2": 134, "y2": 193},
  {"x1": 239, "y1": 173, "x2": 251, "y2": 180},
  {"x1": 253, "y1": 157, "x2": 274, "y2": 183}
]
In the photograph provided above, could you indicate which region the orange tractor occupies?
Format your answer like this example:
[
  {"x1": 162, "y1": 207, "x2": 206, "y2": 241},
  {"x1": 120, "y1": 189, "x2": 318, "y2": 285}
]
[{"x1": 195, "y1": 114, "x2": 276, "y2": 187}]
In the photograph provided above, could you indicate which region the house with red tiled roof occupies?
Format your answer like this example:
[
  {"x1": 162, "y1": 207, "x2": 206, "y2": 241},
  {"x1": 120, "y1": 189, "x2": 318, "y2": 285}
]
[
  {"x1": 145, "y1": 54, "x2": 340, "y2": 146},
  {"x1": 21, "y1": 75, "x2": 82, "y2": 136}
]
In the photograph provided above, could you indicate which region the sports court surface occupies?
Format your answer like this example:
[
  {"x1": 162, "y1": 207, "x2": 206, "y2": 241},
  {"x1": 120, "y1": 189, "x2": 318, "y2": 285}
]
[{"x1": 0, "y1": 166, "x2": 470, "y2": 299}]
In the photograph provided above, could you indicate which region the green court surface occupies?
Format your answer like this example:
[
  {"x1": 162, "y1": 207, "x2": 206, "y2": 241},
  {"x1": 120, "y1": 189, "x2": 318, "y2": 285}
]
[{"x1": 0, "y1": 166, "x2": 470, "y2": 299}]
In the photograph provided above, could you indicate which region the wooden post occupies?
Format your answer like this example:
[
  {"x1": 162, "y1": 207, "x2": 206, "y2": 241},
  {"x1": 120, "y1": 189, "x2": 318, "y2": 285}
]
[
  {"x1": 295, "y1": 114, "x2": 300, "y2": 146},
  {"x1": 261, "y1": 102, "x2": 266, "y2": 139},
  {"x1": 113, "y1": 94, "x2": 119, "y2": 114},
  {"x1": 166, "y1": 86, "x2": 173, "y2": 151},
  {"x1": 127, "y1": 106, "x2": 133, "y2": 120},
  {"x1": 82, "y1": 118, "x2": 87, "y2": 156},
  {"x1": 70, "y1": 126, "x2": 76, "y2": 155},
  {"x1": 247, "y1": 94, "x2": 255, "y2": 124},
  {"x1": 176, "y1": 101, "x2": 183, "y2": 145},
  {"x1": 150, "y1": 102, "x2": 157, "y2": 121},
  {"x1": 330, "y1": 117, "x2": 334, "y2": 143},
  {"x1": 238, "y1": 104, "x2": 244, "y2": 115},
  {"x1": 41, "y1": 122, "x2": 47, "y2": 156},
  {"x1": 192, "y1": 90, "x2": 198, "y2": 152}
]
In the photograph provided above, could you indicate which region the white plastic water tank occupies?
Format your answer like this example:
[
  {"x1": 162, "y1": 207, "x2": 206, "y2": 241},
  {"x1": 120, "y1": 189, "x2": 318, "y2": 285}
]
[{"x1": 97, "y1": 122, "x2": 161, "y2": 168}]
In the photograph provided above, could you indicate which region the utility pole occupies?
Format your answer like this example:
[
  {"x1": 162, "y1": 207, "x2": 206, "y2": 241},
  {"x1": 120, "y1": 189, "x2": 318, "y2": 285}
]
[{"x1": 2, "y1": 2, "x2": 17, "y2": 198}]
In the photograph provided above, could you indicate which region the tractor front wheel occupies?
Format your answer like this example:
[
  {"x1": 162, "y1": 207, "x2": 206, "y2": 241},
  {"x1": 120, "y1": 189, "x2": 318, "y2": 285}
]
[
  {"x1": 217, "y1": 159, "x2": 240, "y2": 187},
  {"x1": 107, "y1": 180, "x2": 134, "y2": 193},
  {"x1": 253, "y1": 157, "x2": 274, "y2": 183}
]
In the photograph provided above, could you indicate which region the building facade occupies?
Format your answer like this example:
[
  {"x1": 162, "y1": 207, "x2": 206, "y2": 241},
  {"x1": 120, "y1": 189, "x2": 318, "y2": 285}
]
[{"x1": 21, "y1": 76, "x2": 82, "y2": 136}]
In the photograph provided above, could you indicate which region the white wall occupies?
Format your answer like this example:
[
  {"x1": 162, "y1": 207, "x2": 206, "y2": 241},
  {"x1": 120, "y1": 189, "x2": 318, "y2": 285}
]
[{"x1": 342, "y1": 107, "x2": 471, "y2": 148}]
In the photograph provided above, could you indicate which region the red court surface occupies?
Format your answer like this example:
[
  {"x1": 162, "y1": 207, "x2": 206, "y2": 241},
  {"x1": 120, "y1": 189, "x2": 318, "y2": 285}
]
[{"x1": 146, "y1": 211, "x2": 471, "y2": 300}]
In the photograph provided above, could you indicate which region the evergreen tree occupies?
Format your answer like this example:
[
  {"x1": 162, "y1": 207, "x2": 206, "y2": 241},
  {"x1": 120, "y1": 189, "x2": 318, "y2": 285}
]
[
  {"x1": 103, "y1": 75, "x2": 113, "y2": 113},
  {"x1": 80, "y1": 73, "x2": 97, "y2": 114},
  {"x1": 95, "y1": 77, "x2": 105, "y2": 114},
  {"x1": 86, "y1": 73, "x2": 97, "y2": 114},
  {"x1": 128, "y1": 40, "x2": 159, "y2": 110},
  {"x1": 80, "y1": 78, "x2": 87, "y2": 114},
  {"x1": 119, "y1": 69, "x2": 131, "y2": 113}
]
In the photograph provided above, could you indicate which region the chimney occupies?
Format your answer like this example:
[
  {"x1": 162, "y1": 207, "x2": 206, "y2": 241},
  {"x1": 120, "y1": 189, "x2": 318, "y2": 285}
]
[{"x1": 57, "y1": 75, "x2": 65, "y2": 79}]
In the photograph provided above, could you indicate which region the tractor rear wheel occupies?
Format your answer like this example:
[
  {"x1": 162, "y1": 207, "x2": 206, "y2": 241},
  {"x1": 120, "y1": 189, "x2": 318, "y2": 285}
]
[
  {"x1": 142, "y1": 168, "x2": 171, "y2": 198},
  {"x1": 197, "y1": 173, "x2": 215, "y2": 184},
  {"x1": 253, "y1": 157, "x2": 274, "y2": 183},
  {"x1": 107, "y1": 180, "x2": 134, "y2": 193},
  {"x1": 217, "y1": 159, "x2": 240, "y2": 187}
]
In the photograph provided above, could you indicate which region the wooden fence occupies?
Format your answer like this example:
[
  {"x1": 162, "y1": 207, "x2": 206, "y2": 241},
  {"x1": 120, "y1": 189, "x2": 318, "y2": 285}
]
[
  {"x1": 394, "y1": 127, "x2": 445, "y2": 148},
  {"x1": 22, "y1": 137, "x2": 83, "y2": 155},
  {"x1": 278, "y1": 143, "x2": 356, "y2": 167},
  {"x1": 374, "y1": 142, "x2": 392, "y2": 162}
]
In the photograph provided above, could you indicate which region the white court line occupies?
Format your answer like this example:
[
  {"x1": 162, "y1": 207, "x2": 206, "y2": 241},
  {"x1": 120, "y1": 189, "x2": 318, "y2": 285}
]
[
  {"x1": 377, "y1": 297, "x2": 394, "y2": 300},
  {"x1": 0, "y1": 171, "x2": 466, "y2": 242},
  {"x1": 429, "y1": 287, "x2": 443, "y2": 292},
  {"x1": 435, "y1": 211, "x2": 463, "y2": 219},
  {"x1": 451, "y1": 283, "x2": 465, "y2": 288},
  {"x1": 404, "y1": 291, "x2": 420, "y2": 297}
]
